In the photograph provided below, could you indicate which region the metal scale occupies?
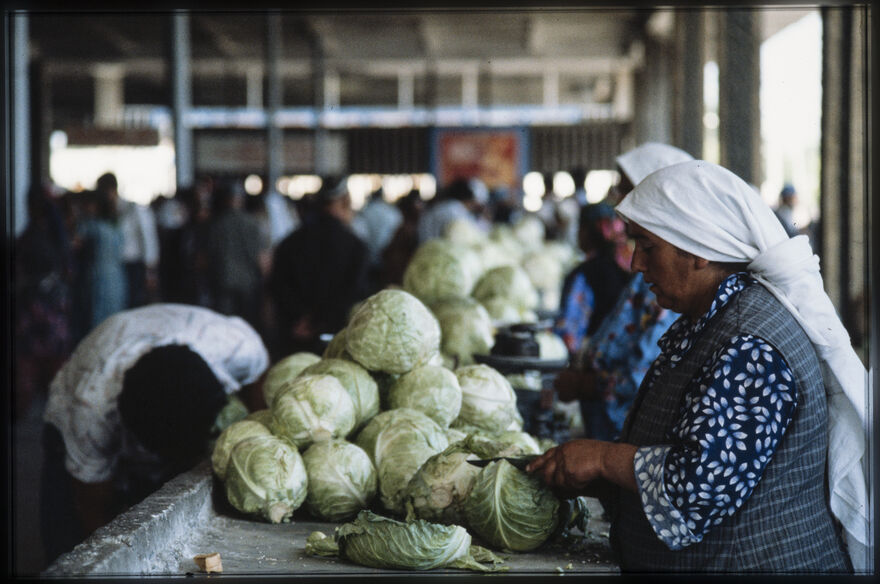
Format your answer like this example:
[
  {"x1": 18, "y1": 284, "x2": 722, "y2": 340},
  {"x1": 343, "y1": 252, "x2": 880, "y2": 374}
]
[{"x1": 473, "y1": 320, "x2": 571, "y2": 443}]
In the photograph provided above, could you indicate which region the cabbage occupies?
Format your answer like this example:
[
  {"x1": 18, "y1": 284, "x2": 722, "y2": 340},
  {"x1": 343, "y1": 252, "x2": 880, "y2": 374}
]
[
  {"x1": 211, "y1": 419, "x2": 272, "y2": 481},
  {"x1": 345, "y1": 289, "x2": 442, "y2": 375},
  {"x1": 543, "y1": 240, "x2": 579, "y2": 272},
  {"x1": 354, "y1": 408, "x2": 449, "y2": 515},
  {"x1": 262, "y1": 352, "x2": 322, "y2": 408},
  {"x1": 301, "y1": 439, "x2": 378, "y2": 522},
  {"x1": 535, "y1": 330, "x2": 569, "y2": 360},
  {"x1": 454, "y1": 364, "x2": 522, "y2": 434},
  {"x1": 494, "y1": 430, "x2": 542, "y2": 455},
  {"x1": 322, "y1": 328, "x2": 352, "y2": 360},
  {"x1": 487, "y1": 224, "x2": 527, "y2": 264},
  {"x1": 444, "y1": 424, "x2": 539, "y2": 457},
  {"x1": 305, "y1": 511, "x2": 505, "y2": 572},
  {"x1": 402, "y1": 239, "x2": 483, "y2": 305},
  {"x1": 479, "y1": 296, "x2": 538, "y2": 324},
  {"x1": 245, "y1": 408, "x2": 274, "y2": 428},
  {"x1": 371, "y1": 370, "x2": 398, "y2": 411},
  {"x1": 468, "y1": 238, "x2": 515, "y2": 273},
  {"x1": 402, "y1": 435, "x2": 524, "y2": 525},
  {"x1": 387, "y1": 365, "x2": 462, "y2": 428},
  {"x1": 224, "y1": 434, "x2": 308, "y2": 523},
  {"x1": 472, "y1": 265, "x2": 539, "y2": 315},
  {"x1": 510, "y1": 215, "x2": 546, "y2": 251},
  {"x1": 505, "y1": 370, "x2": 543, "y2": 391},
  {"x1": 270, "y1": 374, "x2": 357, "y2": 449},
  {"x1": 443, "y1": 217, "x2": 487, "y2": 246},
  {"x1": 212, "y1": 394, "x2": 250, "y2": 433},
  {"x1": 463, "y1": 459, "x2": 560, "y2": 552},
  {"x1": 445, "y1": 426, "x2": 469, "y2": 445},
  {"x1": 430, "y1": 297, "x2": 495, "y2": 367},
  {"x1": 520, "y1": 248, "x2": 564, "y2": 311},
  {"x1": 402, "y1": 445, "x2": 482, "y2": 524},
  {"x1": 403, "y1": 239, "x2": 482, "y2": 303},
  {"x1": 301, "y1": 358, "x2": 380, "y2": 429}
]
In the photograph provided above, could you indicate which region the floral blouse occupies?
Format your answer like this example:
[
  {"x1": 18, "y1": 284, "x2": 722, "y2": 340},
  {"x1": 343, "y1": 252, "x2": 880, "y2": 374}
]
[
  {"x1": 580, "y1": 272, "x2": 679, "y2": 434},
  {"x1": 632, "y1": 272, "x2": 798, "y2": 549}
]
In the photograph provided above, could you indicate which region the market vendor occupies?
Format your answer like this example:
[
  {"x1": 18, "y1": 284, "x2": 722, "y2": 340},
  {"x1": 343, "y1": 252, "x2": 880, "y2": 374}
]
[
  {"x1": 553, "y1": 142, "x2": 692, "y2": 441},
  {"x1": 40, "y1": 303, "x2": 270, "y2": 565},
  {"x1": 527, "y1": 160, "x2": 869, "y2": 573}
]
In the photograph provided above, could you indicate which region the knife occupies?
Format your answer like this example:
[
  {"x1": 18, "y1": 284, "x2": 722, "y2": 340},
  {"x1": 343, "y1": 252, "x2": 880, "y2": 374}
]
[{"x1": 466, "y1": 455, "x2": 539, "y2": 471}]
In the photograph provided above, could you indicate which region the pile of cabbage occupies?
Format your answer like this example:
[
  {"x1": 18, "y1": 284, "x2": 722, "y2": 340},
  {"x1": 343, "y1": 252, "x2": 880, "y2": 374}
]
[
  {"x1": 210, "y1": 286, "x2": 588, "y2": 571},
  {"x1": 400, "y1": 215, "x2": 579, "y2": 368}
]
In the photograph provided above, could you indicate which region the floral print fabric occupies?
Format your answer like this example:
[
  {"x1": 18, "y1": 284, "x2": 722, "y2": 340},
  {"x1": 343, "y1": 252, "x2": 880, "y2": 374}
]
[{"x1": 632, "y1": 273, "x2": 798, "y2": 549}]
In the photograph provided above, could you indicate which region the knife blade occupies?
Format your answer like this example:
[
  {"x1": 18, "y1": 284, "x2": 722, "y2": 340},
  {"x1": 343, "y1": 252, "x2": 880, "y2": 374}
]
[{"x1": 466, "y1": 455, "x2": 539, "y2": 471}]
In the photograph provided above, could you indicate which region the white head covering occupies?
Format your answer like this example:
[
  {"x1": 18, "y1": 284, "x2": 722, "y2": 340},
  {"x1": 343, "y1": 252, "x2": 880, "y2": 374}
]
[
  {"x1": 616, "y1": 142, "x2": 695, "y2": 185},
  {"x1": 616, "y1": 159, "x2": 870, "y2": 571}
]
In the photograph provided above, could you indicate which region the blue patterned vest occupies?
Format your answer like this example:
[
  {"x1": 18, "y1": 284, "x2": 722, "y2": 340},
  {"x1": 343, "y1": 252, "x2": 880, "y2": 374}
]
[{"x1": 610, "y1": 283, "x2": 849, "y2": 573}]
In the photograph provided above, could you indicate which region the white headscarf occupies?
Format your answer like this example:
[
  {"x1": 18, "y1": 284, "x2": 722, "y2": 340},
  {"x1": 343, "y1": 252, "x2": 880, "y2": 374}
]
[
  {"x1": 616, "y1": 159, "x2": 870, "y2": 571},
  {"x1": 616, "y1": 142, "x2": 695, "y2": 185}
]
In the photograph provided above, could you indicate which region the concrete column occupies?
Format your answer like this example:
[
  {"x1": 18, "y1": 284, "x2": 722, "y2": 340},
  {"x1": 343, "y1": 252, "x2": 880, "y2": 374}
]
[
  {"x1": 612, "y1": 68, "x2": 633, "y2": 121},
  {"x1": 462, "y1": 67, "x2": 478, "y2": 108},
  {"x1": 323, "y1": 71, "x2": 340, "y2": 109},
  {"x1": 542, "y1": 67, "x2": 559, "y2": 107},
  {"x1": 632, "y1": 36, "x2": 673, "y2": 145},
  {"x1": 93, "y1": 63, "x2": 124, "y2": 127},
  {"x1": 171, "y1": 12, "x2": 194, "y2": 189},
  {"x1": 310, "y1": 30, "x2": 331, "y2": 176},
  {"x1": 398, "y1": 69, "x2": 414, "y2": 109},
  {"x1": 266, "y1": 11, "x2": 282, "y2": 189},
  {"x1": 717, "y1": 9, "x2": 760, "y2": 185},
  {"x1": 246, "y1": 67, "x2": 264, "y2": 109},
  {"x1": 820, "y1": 6, "x2": 869, "y2": 350},
  {"x1": 673, "y1": 9, "x2": 704, "y2": 158},
  {"x1": 12, "y1": 13, "x2": 31, "y2": 236}
]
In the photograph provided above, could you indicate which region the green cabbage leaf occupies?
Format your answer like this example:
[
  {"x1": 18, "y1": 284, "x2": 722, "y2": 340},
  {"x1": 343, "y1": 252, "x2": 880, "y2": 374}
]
[
  {"x1": 305, "y1": 511, "x2": 506, "y2": 572},
  {"x1": 462, "y1": 459, "x2": 560, "y2": 552}
]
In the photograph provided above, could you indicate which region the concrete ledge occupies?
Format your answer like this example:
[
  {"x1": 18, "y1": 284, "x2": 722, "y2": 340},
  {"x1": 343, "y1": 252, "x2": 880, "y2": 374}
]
[
  {"x1": 41, "y1": 458, "x2": 618, "y2": 577},
  {"x1": 43, "y1": 460, "x2": 216, "y2": 577}
]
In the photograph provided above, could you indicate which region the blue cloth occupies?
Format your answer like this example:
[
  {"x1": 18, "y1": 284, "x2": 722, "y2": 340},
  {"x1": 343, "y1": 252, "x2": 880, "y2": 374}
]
[
  {"x1": 579, "y1": 272, "x2": 678, "y2": 439},
  {"x1": 555, "y1": 272, "x2": 594, "y2": 353},
  {"x1": 76, "y1": 217, "x2": 128, "y2": 336},
  {"x1": 632, "y1": 273, "x2": 798, "y2": 550},
  {"x1": 555, "y1": 254, "x2": 629, "y2": 355}
]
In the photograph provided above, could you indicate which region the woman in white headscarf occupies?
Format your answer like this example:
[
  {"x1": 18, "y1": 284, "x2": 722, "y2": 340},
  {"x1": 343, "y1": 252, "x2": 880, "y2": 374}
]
[
  {"x1": 555, "y1": 142, "x2": 693, "y2": 441},
  {"x1": 529, "y1": 160, "x2": 868, "y2": 573}
]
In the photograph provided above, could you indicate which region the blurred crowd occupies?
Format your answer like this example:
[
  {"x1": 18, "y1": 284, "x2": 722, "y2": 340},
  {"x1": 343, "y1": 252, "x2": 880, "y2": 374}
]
[
  {"x1": 12, "y1": 162, "x2": 817, "y2": 432},
  {"x1": 12, "y1": 169, "x2": 585, "y2": 419}
]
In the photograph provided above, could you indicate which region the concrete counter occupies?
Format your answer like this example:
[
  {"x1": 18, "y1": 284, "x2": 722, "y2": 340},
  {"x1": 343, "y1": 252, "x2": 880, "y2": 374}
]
[{"x1": 43, "y1": 459, "x2": 619, "y2": 578}]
